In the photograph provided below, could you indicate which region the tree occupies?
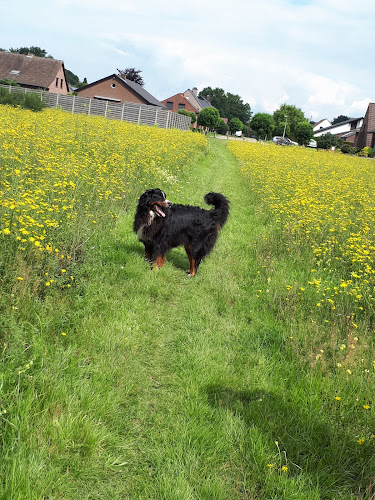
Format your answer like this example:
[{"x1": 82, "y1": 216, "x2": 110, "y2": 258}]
[
  {"x1": 117, "y1": 68, "x2": 144, "y2": 86},
  {"x1": 197, "y1": 107, "x2": 221, "y2": 130},
  {"x1": 228, "y1": 117, "x2": 243, "y2": 134},
  {"x1": 198, "y1": 87, "x2": 252, "y2": 124},
  {"x1": 274, "y1": 121, "x2": 291, "y2": 138},
  {"x1": 273, "y1": 104, "x2": 306, "y2": 139},
  {"x1": 216, "y1": 119, "x2": 229, "y2": 135},
  {"x1": 250, "y1": 113, "x2": 275, "y2": 140},
  {"x1": 178, "y1": 109, "x2": 197, "y2": 125},
  {"x1": 332, "y1": 115, "x2": 350, "y2": 125},
  {"x1": 9, "y1": 46, "x2": 51, "y2": 58},
  {"x1": 294, "y1": 121, "x2": 314, "y2": 145},
  {"x1": 315, "y1": 133, "x2": 343, "y2": 150}
]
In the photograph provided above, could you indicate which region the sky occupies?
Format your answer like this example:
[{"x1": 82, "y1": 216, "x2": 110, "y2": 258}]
[{"x1": 2, "y1": 0, "x2": 374, "y2": 122}]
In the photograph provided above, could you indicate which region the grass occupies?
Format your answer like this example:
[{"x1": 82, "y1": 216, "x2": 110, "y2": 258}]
[{"x1": 1, "y1": 118, "x2": 374, "y2": 499}]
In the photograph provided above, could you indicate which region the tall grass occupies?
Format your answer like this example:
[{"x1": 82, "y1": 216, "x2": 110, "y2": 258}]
[
  {"x1": 1, "y1": 108, "x2": 374, "y2": 499},
  {"x1": 0, "y1": 105, "x2": 206, "y2": 298}
]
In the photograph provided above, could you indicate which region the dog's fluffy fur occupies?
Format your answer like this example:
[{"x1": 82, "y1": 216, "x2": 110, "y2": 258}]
[{"x1": 133, "y1": 188, "x2": 229, "y2": 276}]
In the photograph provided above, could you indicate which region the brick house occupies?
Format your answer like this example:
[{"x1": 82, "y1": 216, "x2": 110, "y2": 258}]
[
  {"x1": 355, "y1": 103, "x2": 375, "y2": 149},
  {"x1": 184, "y1": 87, "x2": 212, "y2": 111},
  {"x1": 162, "y1": 87, "x2": 214, "y2": 128},
  {"x1": 0, "y1": 51, "x2": 69, "y2": 94},
  {"x1": 161, "y1": 93, "x2": 199, "y2": 114},
  {"x1": 76, "y1": 74, "x2": 164, "y2": 107}
]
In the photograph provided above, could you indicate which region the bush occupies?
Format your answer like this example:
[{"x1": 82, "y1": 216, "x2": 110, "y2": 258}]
[
  {"x1": 358, "y1": 146, "x2": 374, "y2": 158},
  {"x1": 316, "y1": 133, "x2": 343, "y2": 150},
  {"x1": 177, "y1": 109, "x2": 197, "y2": 125},
  {"x1": 341, "y1": 143, "x2": 355, "y2": 155},
  {"x1": 0, "y1": 88, "x2": 45, "y2": 112},
  {"x1": 216, "y1": 119, "x2": 229, "y2": 135}
]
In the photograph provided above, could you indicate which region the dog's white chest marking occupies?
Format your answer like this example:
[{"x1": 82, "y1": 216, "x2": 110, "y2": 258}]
[{"x1": 136, "y1": 211, "x2": 156, "y2": 240}]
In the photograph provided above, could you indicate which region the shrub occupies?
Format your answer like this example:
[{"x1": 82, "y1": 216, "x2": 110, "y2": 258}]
[
  {"x1": 216, "y1": 119, "x2": 229, "y2": 135},
  {"x1": 316, "y1": 133, "x2": 343, "y2": 150},
  {"x1": 341, "y1": 143, "x2": 355, "y2": 155},
  {"x1": 21, "y1": 92, "x2": 45, "y2": 112},
  {"x1": 0, "y1": 88, "x2": 45, "y2": 112},
  {"x1": 358, "y1": 146, "x2": 374, "y2": 158},
  {"x1": 177, "y1": 109, "x2": 197, "y2": 125}
]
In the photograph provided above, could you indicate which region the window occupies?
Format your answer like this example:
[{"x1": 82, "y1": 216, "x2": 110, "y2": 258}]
[
  {"x1": 178, "y1": 103, "x2": 185, "y2": 110},
  {"x1": 55, "y1": 78, "x2": 59, "y2": 87},
  {"x1": 60, "y1": 79, "x2": 63, "y2": 89},
  {"x1": 166, "y1": 101, "x2": 173, "y2": 110},
  {"x1": 111, "y1": 83, "x2": 116, "y2": 88}
]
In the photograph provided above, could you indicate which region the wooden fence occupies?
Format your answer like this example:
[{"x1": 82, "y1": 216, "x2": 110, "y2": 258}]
[{"x1": 0, "y1": 84, "x2": 192, "y2": 131}]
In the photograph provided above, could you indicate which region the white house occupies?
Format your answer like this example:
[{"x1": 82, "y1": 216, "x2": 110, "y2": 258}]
[
  {"x1": 314, "y1": 117, "x2": 363, "y2": 142},
  {"x1": 313, "y1": 119, "x2": 331, "y2": 132}
]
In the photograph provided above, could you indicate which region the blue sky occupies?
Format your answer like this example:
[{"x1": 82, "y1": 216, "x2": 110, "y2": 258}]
[{"x1": 2, "y1": 0, "x2": 373, "y2": 121}]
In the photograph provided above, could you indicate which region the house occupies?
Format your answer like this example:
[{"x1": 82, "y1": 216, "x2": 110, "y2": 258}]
[
  {"x1": 314, "y1": 116, "x2": 363, "y2": 143},
  {"x1": 161, "y1": 93, "x2": 199, "y2": 115},
  {"x1": 76, "y1": 74, "x2": 164, "y2": 107},
  {"x1": 0, "y1": 51, "x2": 69, "y2": 95},
  {"x1": 162, "y1": 87, "x2": 214, "y2": 129},
  {"x1": 313, "y1": 119, "x2": 331, "y2": 132},
  {"x1": 355, "y1": 103, "x2": 375, "y2": 150},
  {"x1": 184, "y1": 87, "x2": 212, "y2": 111}
]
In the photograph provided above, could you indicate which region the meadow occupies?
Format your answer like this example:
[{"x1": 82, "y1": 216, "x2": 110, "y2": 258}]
[{"x1": 0, "y1": 107, "x2": 374, "y2": 499}]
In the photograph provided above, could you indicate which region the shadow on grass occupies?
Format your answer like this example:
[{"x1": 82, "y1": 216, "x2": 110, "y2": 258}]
[
  {"x1": 205, "y1": 385, "x2": 373, "y2": 497},
  {"x1": 123, "y1": 242, "x2": 189, "y2": 274}
]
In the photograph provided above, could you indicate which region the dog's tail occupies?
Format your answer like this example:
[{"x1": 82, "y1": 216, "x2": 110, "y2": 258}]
[{"x1": 204, "y1": 192, "x2": 229, "y2": 228}]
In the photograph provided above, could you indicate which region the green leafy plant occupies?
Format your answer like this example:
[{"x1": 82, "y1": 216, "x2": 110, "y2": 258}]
[{"x1": 358, "y1": 146, "x2": 374, "y2": 157}]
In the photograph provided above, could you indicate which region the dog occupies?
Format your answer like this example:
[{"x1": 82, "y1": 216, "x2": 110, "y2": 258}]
[{"x1": 133, "y1": 188, "x2": 229, "y2": 276}]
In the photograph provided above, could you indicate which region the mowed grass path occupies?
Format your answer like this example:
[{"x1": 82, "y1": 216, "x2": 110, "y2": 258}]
[{"x1": 4, "y1": 139, "x2": 373, "y2": 499}]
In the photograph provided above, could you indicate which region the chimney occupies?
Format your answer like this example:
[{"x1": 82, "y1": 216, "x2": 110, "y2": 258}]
[
  {"x1": 192, "y1": 87, "x2": 198, "y2": 96},
  {"x1": 206, "y1": 95, "x2": 211, "y2": 104}
]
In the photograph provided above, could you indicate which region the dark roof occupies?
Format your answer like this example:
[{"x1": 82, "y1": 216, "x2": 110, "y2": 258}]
[
  {"x1": 317, "y1": 116, "x2": 363, "y2": 134},
  {"x1": 0, "y1": 51, "x2": 65, "y2": 89},
  {"x1": 77, "y1": 74, "x2": 164, "y2": 107},
  {"x1": 197, "y1": 96, "x2": 212, "y2": 109}
]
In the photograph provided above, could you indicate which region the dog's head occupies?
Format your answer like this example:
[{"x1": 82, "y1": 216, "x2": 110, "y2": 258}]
[{"x1": 137, "y1": 188, "x2": 172, "y2": 219}]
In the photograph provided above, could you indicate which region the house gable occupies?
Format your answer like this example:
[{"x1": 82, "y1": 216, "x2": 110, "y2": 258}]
[
  {"x1": 161, "y1": 93, "x2": 199, "y2": 114},
  {"x1": 76, "y1": 74, "x2": 164, "y2": 107},
  {"x1": 0, "y1": 51, "x2": 69, "y2": 94}
]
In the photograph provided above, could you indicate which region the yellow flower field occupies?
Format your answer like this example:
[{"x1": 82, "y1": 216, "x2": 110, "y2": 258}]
[
  {"x1": 228, "y1": 141, "x2": 375, "y2": 321},
  {"x1": 0, "y1": 106, "x2": 206, "y2": 287}
]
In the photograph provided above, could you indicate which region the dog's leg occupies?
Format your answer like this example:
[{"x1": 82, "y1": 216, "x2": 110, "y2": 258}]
[
  {"x1": 185, "y1": 245, "x2": 196, "y2": 277},
  {"x1": 152, "y1": 255, "x2": 166, "y2": 271}
]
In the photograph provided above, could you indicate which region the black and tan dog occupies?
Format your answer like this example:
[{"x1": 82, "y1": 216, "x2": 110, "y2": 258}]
[{"x1": 133, "y1": 188, "x2": 229, "y2": 276}]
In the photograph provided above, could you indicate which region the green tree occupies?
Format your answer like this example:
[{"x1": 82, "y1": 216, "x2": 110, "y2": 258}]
[
  {"x1": 117, "y1": 68, "x2": 144, "y2": 86},
  {"x1": 315, "y1": 133, "x2": 343, "y2": 150},
  {"x1": 198, "y1": 87, "x2": 251, "y2": 124},
  {"x1": 250, "y1": 113, "x2": 275, "y2": 140},
  {"x1": 294, "y1": 121, "x2": 314, "y2": 146},
  {"x1": 273, "y1": 104, "x2": 306, "y2": 138},
  {"x1": 9, "y1": 46, "x2": 51, "y2": 58},
  {"x1": 274, "y1": 121, "x2": 291, "y2": 138},
  {"x1": 228, "y1": 117, "x2": 243, "y2": 134},
  {"x1": 332, "y1": 115, "x2": 350, "y2": 125},
  {"x1": 197, "y1": 107, "x2": 221, "y2": 130},
  {"x1": 178, "y1": 109, "x2": 197, "y2": 125},
  {"x1": 216, "y1": 119, "x2": 229, "y2": 135}
]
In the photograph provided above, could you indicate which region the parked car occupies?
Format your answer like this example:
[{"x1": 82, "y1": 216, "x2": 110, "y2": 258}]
[
  {"x1": 274, "y1": 137, "x2": 297, "y2": 146},
  {"x1": 307, "y1": 139, "x2": 317, "y2": 148},
  {"x1": 235, "y1": 130, "x2": 242, "y2": 137}
]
